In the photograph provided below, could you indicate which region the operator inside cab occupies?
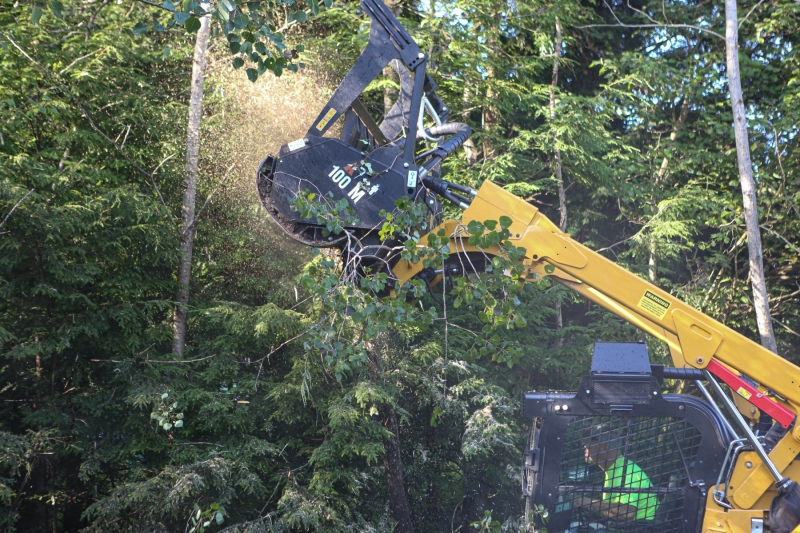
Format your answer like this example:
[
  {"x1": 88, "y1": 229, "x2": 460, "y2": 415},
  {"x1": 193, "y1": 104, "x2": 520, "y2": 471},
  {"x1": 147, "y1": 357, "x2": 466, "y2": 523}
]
[{"x1": 575, "y1": 427, "x2": 659, "y2": 524}]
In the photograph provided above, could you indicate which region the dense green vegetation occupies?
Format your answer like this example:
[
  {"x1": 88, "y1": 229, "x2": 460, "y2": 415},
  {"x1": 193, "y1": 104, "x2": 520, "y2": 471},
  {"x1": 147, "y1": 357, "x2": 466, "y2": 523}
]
[{"x1": 0, "y1": 0, "x2": 798, "y2": 531}]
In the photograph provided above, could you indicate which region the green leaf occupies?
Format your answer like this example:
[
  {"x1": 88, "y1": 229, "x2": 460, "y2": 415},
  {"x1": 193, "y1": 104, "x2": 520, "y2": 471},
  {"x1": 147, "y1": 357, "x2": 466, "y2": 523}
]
[
  {"x1": 232, "y1": 57, "x2": 244, "y2": 69},
  {"x1": 185, "y1": 16, "x2": 201, "y2": 32},
  {"x1": 48, "y1": 1, "x2": 63, "y2": 19},
  {"x1": 133, "y1": 21, "x2": 148, "y2": 34},
  {"x1": 215, "y1": 512, "x2": 224, "y2": 525},
  {"x1": 162, "y1": 45, "x2": 171, "y2": 59},
  {"x1": 292, "y1": 10, "x2": 307, "y2": 22},
  {"x1": 30, "y1": 5, "x2": 42, "y2": 24},
  {"x1": 174, "y1": 420, "x2": 183, "y2": 428},
  {"x1": 174, "y1": 11, "x2": 191, "y2": 23},
  {"x1": 246, "y1": 68, "x2": 258, "y2": 82},
  {"x1": 163, "y1": 0, "x2": 175, "y2": 10},
  {"x1": 308, "y1": 0, "x2": 319, "y2": 15},
  {"x1": 233, "y1": 9, "x2": 248, "y2": 29},
  {"x1": 161, "y1": 392, "x2": 169, "y2": 399}
]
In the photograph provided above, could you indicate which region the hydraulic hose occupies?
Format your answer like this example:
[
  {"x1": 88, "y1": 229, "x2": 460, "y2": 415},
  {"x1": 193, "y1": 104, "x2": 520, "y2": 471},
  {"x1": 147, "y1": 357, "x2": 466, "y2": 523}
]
[{"x1": 417, "y1": 123, "x2": 472, "y2": 172}]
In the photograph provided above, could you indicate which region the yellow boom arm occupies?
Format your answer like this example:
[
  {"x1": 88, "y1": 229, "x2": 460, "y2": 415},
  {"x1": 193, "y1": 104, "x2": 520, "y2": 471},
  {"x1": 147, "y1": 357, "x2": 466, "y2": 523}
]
[{"x1": 393, "y1": 180, "x2": 800, "y2": 518}]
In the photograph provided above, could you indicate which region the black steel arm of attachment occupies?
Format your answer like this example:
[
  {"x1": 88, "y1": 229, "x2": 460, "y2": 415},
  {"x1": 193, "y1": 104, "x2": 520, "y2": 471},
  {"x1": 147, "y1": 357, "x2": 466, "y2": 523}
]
[{"x1": 305, "y1": 0, "x2": 426, "y2": 145}]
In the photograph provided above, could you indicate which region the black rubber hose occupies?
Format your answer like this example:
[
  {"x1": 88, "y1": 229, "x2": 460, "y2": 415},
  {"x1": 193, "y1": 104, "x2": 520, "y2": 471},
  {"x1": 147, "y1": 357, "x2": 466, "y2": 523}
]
[
  {"x1": 447, "y1": 182, "x2": 476, "y2": 196},
  {"x1": 423, "y1": 122, "x2": 471, "y2": 137},
  {"x1": 419, "y1": 123, "x2": 472, "y2": 167},
  {"x1": 662, "y1": 368, "x2": 705, "y2": 380}
]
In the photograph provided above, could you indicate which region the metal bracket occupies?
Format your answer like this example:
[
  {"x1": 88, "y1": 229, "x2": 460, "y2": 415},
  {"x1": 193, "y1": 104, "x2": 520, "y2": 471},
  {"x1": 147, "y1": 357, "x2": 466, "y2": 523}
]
[{"x1": 417, "y1": 95, "x2": 443, "y2": 142}]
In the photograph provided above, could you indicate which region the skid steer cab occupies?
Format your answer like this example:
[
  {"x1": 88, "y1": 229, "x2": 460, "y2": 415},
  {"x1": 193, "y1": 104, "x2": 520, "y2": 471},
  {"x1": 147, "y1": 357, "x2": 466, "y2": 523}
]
[{"x1": 523, "y1": 342, "x2": 735, "y2": 533}]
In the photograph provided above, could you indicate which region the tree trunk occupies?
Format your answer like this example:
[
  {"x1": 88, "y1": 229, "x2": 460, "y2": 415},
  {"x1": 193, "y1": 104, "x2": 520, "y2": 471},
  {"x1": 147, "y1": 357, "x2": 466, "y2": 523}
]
[
  {"x1": 482, "y1": 16, "x2": 501, "y2": 160},
  {"x1": 172, "y1": 7, "x2": 211, "y2": 357},
  {"x1": 550, "y1": 17, "x2": 566, "y2": 348},
  {"x1": 648, "y1": 237, "x2": 658, "y2": 283},
  {"x1": 383, "y1": 408, "x2": 415, "y2": 533},
  {"x1": 550, "y1": 17, "x2": 565, "y2": 234},
  {"x1": 724, "y1": 0, "x2": 777, "y2": 352},
  {"x1": 463, "y1": 88, "x2": 479, "y2": 164}
]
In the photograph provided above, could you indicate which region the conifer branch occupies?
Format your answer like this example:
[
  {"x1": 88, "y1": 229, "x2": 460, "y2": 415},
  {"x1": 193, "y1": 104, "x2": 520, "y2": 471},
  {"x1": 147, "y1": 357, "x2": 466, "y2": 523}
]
[
  {"x1": 578, "y1": 22, "x2": 723, "y2": 40},
  {"x1": 579, "y1": 1, "x2": 723, "y2": 40},
  {"x1": 0, "y1": 189, "x2": 34, "y2": 230},
  {"x1": 5, "y1": 35, "x2": 171, "y2": 212}
]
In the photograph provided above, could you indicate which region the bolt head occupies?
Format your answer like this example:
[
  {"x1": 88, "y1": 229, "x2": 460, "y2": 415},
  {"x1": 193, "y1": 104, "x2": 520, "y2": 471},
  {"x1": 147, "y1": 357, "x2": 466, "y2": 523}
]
[
  {"x1": 746, "y1": 461, "x2": 753, "y2": 468},
  {"x1": 561, "y1": 404, "x2": 568, "y2": 411},
  {"x1": 586, "y1": 390, "x2": 591, "y2": 394},
  {"x1": 404, "y1": 162, "x2": 409, "y2": 168},
  {"x1": 653, "y1": 391, "x2": 659, "y2": 395},
  {"x1": 418, "y1": 52, "x2": 425, "y2": 59},
  {"x1": 696, "y1": 357, "x2": 704, "y2": 364},
  {"x1": 554, "y1": 405, "x2": 561, "y2": 411}
]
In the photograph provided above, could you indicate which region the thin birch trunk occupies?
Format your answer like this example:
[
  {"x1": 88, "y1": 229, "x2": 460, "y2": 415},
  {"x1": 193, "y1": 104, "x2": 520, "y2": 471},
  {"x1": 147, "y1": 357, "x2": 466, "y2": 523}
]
[
  {"x1": 463, "y1": 88, "x2": 478, "y2": 163},
  {"x1": 550, "y1": 18, "x2": 565, "y2": 234},
  {"x1": 172, "y1": 8, "x2": 211, "y2": 357},
  {"x1": 482, "y1": 16, "x2": 500, "y2": 160},
  {"x1": 648, "y1": 238, "x2": 658, "y2": 283},
  {"x1": 550, "y1": 18, "x2": 565, "y2": 347},
  {"x1": 724, "y1": 0, "x2": 777, "y2": 352}
]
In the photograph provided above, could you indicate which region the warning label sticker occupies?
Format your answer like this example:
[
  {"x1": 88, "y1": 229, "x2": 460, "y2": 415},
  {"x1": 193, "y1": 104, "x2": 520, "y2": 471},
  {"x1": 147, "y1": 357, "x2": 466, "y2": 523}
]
[
  {"x1": 287, "y1": 138, "x2": 306, "y2": 151},
  {"x1": 736, "y1": 387, "x2": 752, "y2": 400},
  {"x1": 315, "y1": 108, "x2": 337, "y2": 131},
  {"x1": 637, "y1": 290, "x2": 671, "y2": 320}
]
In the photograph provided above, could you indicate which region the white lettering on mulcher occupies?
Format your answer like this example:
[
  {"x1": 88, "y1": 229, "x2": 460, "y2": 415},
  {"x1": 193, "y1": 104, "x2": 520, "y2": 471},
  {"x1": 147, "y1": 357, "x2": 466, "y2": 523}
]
[{"x1": 328, "y1": 165, "x2": 379, "y2": 205}]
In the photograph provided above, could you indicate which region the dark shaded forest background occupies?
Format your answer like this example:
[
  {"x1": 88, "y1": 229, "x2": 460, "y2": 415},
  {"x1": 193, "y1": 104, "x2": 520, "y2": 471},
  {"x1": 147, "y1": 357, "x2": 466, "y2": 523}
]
[{"x1": 0, "y1": 0, "x2": 798, "y2": 530}]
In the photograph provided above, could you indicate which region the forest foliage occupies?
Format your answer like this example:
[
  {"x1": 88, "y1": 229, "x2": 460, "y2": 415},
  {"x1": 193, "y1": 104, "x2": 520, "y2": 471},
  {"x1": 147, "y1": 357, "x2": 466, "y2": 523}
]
[{"x1": 0, "y1": 0, "x2": 798, "y2": 530}]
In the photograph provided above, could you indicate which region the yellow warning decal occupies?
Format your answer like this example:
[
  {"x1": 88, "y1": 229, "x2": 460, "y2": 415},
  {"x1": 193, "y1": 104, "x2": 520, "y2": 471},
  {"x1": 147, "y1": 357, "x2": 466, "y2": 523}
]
[
  {"x1": 736, "y1": 387, "x2": 752, "y2": 400},
  {"x1": 315, "y1": 108, "x2": 337, "y2": 131},
  {"x1": 637, "y1": 290, "x2": 671, "y2": 320}
]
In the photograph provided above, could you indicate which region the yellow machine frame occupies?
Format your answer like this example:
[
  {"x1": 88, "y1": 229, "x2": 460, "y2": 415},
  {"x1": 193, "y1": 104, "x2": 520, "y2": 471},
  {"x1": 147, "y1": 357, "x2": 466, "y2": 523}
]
[{"x1": 392, "y1": 180, "x2": 800, "y2": 533}]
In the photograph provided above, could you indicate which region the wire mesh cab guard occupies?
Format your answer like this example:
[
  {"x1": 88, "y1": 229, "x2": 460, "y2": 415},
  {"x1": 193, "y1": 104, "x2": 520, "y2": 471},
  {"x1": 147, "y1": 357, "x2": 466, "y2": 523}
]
[{"x1": 523, "y1": 343, "x2": 733, "y2": 533}]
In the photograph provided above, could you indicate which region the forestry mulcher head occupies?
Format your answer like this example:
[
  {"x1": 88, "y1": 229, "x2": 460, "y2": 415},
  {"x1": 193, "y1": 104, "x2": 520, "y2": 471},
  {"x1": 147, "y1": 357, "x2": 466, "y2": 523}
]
[{"x1": 256, "y1": 0, "x2": 473, "y2": 275}]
